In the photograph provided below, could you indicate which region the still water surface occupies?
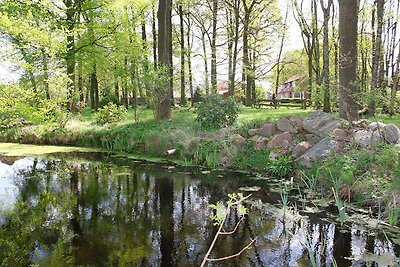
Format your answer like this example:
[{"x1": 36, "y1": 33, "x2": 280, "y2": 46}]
[{"x1": 0, "y1": 153, "x2": 399, "y2": 266}]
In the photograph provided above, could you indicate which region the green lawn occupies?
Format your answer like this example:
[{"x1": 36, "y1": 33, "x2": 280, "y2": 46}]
[
  {"x1": 70, "y1": 106, "x2": 400, "y2": 132},
  {"x1": 73, "y1": 106, "x2": 311, "y2": 129}
]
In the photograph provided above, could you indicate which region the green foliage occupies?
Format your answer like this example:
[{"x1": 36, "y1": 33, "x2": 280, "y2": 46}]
[
  {"x1": 94, "y1": 103, "x2": 127, "y2": 125},
  {"x1": 192, "y1": 86, "x2": 203, "y2": 104},
  {"x1": 319, "y1": 145, "x2": 400, "y2": 190},
  {"x1": 193, "y1": 140, "x2": 222, "y2": 168},
  {"x1": 209, "y1": 193, "x2": 248, "y2": 226},
  {"x1": 255, "y1": 84, "x2": 266, "y2": 100},
  {"x1": 266, "y1": 156, "x2": 294, "y2": 178},
  {"x1": 232, "y1": 141, "x2": 271, "y2": 170},
  {"x1": 99, "y1": 94, "x2": 122, "y2": 107},
  {"x1": 332, "y1": 187, "x2": 346, "y2": 226},
  {"x1": 0, "y1": 84, "x2": 70, "y2": 128},
  {"x1": 195, "y1": 95, "x2": 239, "y2": 129},
  {"x1": 387, "y1": 207, "x2": 399, "y2": 226}
]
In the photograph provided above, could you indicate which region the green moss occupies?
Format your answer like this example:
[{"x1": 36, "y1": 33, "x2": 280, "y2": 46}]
[{"x1": 0, "y1": 143, "x2": 100, "y2": 157}]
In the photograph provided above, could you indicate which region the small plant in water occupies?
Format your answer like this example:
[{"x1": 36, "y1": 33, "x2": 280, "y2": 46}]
[
  {"x1": 332, "y1": 187, "x2": 346, "y2": 226},
  {"x1": 280, "y1": 188, "x2": 289, "y2": 219},
  {"x1": 201, "y1": 193, "x2": 255, "y2": 267},
  {"x1": 387, "y1": 208, "x2": 399, "y2": 226}
]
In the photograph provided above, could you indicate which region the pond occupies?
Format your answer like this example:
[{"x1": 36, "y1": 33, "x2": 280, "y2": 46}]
[{"x1": 0, "y1": 152, "x2": 399, "y2": 266}]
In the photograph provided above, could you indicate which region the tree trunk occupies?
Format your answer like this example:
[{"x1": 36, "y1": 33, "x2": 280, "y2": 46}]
[
  {"x1": 65, "y1": 0, "x2": 76, "y2": 111},
  {"x1": 275, "y1": 4, "x2": 289, "y2": 96},
  {"x1": 141, "y1": 15, "x2": 150, "y2": 100},
  {"x1": 156, "y1": 0, "x2": 172, "y2": 120},
  {"x1": 369, "y1": 0, "x2": 385, "y2": 115},
  {"x1": 390, "y1": 38, "x2": 400, "y2": 115},
  {"x1": 78, "y1": 61, "x2": 83, "y2": 102},
  {"x1": 152, "y1": 4, "x2": 157, "y2": 70},
  {"x1": 90, "y1": 64, "x2": 99, "y2": 110},
  {"x1": 321, "y1": 0, "x2": 333, "y2": 113},
  {"x1": 186, "y1": 17, "x2": 194, "y2": 106},
  {"x1": 42, "y1": 49, "x2": 50, "y2": 100},
  {"x1": 243, "y1": 13, "x2": 251, "y2": 106},
  {"x1": 227, "y1": 6, "x2": 233, "y2": 96},
  {"x1": 312, "y1": 0, "x2": 322, "y2": 108},
  {"x1": 339, "y1": 0, "x2": 359, "y2": 121},
  {"x1": 179, "y1": 4, "x2": 186, "y2": 106},
  {"x1": 229, "y1": 0, "x2": 240, "y2": 95},
  {"x1": 114, "y1": 73, "x2": 119, "y2": 102},
  {"x1": 210, "y1": 0, "x2": 218, "y2": 93},
  {"x1": 202, "y1": 31, "x2": 210, "y2": 95}
]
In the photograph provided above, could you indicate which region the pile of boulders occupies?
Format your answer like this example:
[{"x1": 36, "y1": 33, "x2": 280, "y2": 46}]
[{"x1": 235, "y1": 111, "x2": 400, "y2": 167}]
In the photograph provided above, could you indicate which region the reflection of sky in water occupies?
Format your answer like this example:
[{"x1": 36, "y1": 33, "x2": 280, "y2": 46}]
[{"x1": 0, "y1": 157, "x2": 37, "y2": 216}]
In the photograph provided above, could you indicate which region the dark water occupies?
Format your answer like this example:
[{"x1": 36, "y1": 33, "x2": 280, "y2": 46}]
[{"x1": 0, "y1": 153, "x2": 399, "y2": 267}]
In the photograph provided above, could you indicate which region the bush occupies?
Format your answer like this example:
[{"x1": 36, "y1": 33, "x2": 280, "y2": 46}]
[
  {"x1": 99, "y1": 94, "x2": 122, "y2": 107},
  {"x1": 192, "y1": 87, "x2": 203, "y2": 104},
  {"x1": 195, "y1": 95, "x2": 239, "y2": 129},
  {"x1": 94, "y1": 103, "x2": 127, "y2": 125},
  {"x1": 266, "y1": 156, "x2": 294, "y2": 178}
]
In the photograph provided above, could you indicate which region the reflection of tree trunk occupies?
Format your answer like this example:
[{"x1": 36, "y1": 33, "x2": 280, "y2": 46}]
[
  {"x1": 70, "y1": 164, "x2": 82, "y2": 243},
  {"x1": 243, "y1": 215, "x2": 263, "y2": 266},
  {"x1": 333, "y1": 226, "x2": 351, "y2": 266},
  {"x1": 116, "y1": 171, "x2": 121, "y2": 223},
  {"x1": 157, "y1": 177, "x2": 174, "y2": 267}
]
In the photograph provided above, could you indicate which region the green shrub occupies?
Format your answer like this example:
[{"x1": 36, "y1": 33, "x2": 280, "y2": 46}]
[
  {"x1": 193, "y1": 140, "x2": 222, "y2": 168},
  {"x1": 192, "y1": 87, "x2": 203, "y2": 104},
  {"x1": 195, "y1": 95, "x2": 239, "y2": 129},
  {"x1": 232, "y1": 141, "x2": 271, "y2": 170},
  {"x1": 266, "y1": 156, "x2": 294, "y2": 178},
  {"x1": 99, "y1": 94, "x2": 122, "y2": 107},
  {"x1": 94, "y1": 103, "x2": 127, "y2": 125}
]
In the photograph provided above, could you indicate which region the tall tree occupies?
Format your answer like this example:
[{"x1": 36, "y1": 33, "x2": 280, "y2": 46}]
[
  {"x1": 156, "y1": 0, "x2": 172, "y2": 120},
  {"x1": 320, "y1": 0, "x2": 333, "y2": 113},
  {"x1": 339, "y1": 0, "x2": 359, "y2": 121},
  {"x1": 210, "y1": 0, "x2": 218, "y2": 93},
  {"x1": 368, "y1": 0, "x2": 385, "y2": 115},
  {"x1": 179, "y1": 3, "x2": 186, "y2": 106},
  {"x1": 242, "y1": 0, "x2": 260, "y2": 106}
]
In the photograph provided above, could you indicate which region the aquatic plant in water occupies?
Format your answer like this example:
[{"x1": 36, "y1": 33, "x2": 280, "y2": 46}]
[{"x1": 201, "y1": 193, "x2": 254, "y2": 266}]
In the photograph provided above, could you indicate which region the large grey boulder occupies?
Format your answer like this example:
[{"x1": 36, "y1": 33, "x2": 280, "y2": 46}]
[
  {"x1": 248, "y1": 129, "x2": 259, "y2": 136},
  {"x1": 292, "y1": 141, "x2": 312, "y2": 159},
  {"x1": 276, "y1": 116, "x2": 303, "y2": 134},
  {"x1": 297, "y1": 138, "x2": 338, "y2": 167},
  {"x1": 353, "y1": 130, "x2": 383, "y2": 146},
  {"x1": 254, "y1": 137, "x2": 270, "y2": 150},
  {"x1": 302, "y1": 111, "x2": 349, "y2": 138},
  {"x1": 368, "y1": 122, "x2": 386, "y2": 131},
  {"x1": 267, "y1": 132, "x2": 293, "y2": 149},
  {"x1": 232, "y1": 134, "x2": 246, "y2": 146},
  {"x1": 305, "y1": 133, "x2": 321, "y2": 145},
  {"x1": 383, "y1": 124, "x2": 400, "y2": 144},
  {"x1": 259, "y1": 122, "x2": 278, "y2": 137}
]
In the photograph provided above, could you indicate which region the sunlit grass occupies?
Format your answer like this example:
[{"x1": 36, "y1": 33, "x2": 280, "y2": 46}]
[
  {"x1": 238, "y1": 106, "x2": 311, "y2": 122},
  {"x1": 66, "y1": 106, "x2": 312, "y2": 133}
]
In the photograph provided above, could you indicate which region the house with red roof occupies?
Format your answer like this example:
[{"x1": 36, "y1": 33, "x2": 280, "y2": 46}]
[{"x1": 277, "y1": 74, "x2": 308, "y2": 99}]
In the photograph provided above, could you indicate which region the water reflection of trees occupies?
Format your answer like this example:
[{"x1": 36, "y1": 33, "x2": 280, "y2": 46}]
[{"x1": 0, "y1": 157, "x2": 398, "y2": 266}]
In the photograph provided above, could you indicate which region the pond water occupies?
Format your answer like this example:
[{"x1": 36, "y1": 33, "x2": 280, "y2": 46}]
[{"x1": 0, "y1": 152, "x2": 399, "y2": 266}]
